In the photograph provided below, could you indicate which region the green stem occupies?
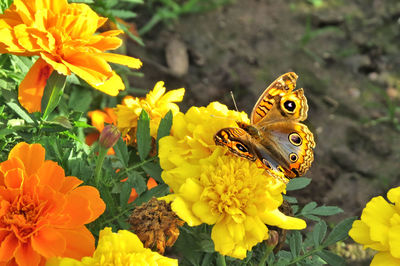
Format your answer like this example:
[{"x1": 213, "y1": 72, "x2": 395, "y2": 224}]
[
  {"x1": 288, "y1": 246, "x2": 324, "y2": 265},
  {"x1": 94, "y1": 147, "x2": 108, "y2": 186},
  {"x1": 118, "y1": 156, "x2": 157, "y2": 175},
  {"x1": 258, "y1": 242, "x2": 275, "y2": 266},
  {"x1": 216, "y1": 253, "x2": 226, "y2": 266}
]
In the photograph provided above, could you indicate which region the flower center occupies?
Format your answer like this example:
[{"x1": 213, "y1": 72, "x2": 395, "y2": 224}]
[{"x1": 2, "y1": 194, "x2": 43, "y2": 242}]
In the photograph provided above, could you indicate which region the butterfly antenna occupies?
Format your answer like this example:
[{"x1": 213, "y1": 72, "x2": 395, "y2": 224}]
[{"x1": 230, "y1": 91, "x2": 239, "y2": 111}]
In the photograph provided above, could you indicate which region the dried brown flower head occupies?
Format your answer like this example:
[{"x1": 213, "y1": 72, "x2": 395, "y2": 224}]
[{"x1": 128, "y1": 198, "x2": 185, "y2": 254}]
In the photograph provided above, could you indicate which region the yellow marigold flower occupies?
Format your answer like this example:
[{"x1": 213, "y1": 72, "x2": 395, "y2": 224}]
[
  {"x1": 349, "y1": 186, "x2": 400, "y2": 266},
  {"x1": 115, "y1": 81, "x2": 184, "y2": 144},
  {"x1": 159, "y1": 102, "x2": 306, "y2": 259},
  {"x1": 0, "y1": 0, "x2": 142, "y2": 113},
  {"x1": 47, "y1": 227, "x2": 178, "y2": 266}
]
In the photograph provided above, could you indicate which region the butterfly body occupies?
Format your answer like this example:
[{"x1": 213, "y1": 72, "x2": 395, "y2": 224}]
[{"x1": 214, "y1": 72, "x2": 315, "y2": 180}]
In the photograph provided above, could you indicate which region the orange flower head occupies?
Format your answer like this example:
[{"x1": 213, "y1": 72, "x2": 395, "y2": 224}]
[
  {"x1": 0, "y1": 0, "x2": 142, "y2": 113},
  {"x1": 0, "y1": 142, "x2": 106, "y2": 266}
]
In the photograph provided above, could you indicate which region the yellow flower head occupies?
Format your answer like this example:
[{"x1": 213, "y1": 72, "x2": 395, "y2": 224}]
[
  {"x1": 159, "y1": 102, "x2": 306, "y2": 259},
  {"x1": 47, "y1": 227, "x2": 178, "y2": 266},
  {"x1": 349, "y1": 186, "x2": 400, "y2": 265},
  {"x1": 115, "y1": 81, "x2": 184, "y2": 143},
  {"x1": 0, "y1": 0, "x2": 142, "y2": 113}
]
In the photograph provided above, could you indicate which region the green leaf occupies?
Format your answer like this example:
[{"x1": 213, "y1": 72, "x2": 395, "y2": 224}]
[
  {"x1": 199, "y1": 239, "x2": 215, "y2": 253},
  {"x1": 301, "y1": 201, "x2": 317, "y2": 213},
  {"x1": 303, "y1": 214, "x2": 321, "y2": 222},
  {"x1": 309, "y1": 206, "x2": 344, "y2": 216},
  {"x1": 312, "y1": 220, "x2": 327, "y2": 247},
  {"x1": 323, "y1": 217, "x2": 357, "y2": 246},
  {"x1": 133, "y1": 183, "x2": 170, "y2": 205},
  {"x1": 74, "y1": 121, "x2": 94, "y2": 129},
  {"x1": 68, "y1": 87, "x2": 92, "y2": 112},
  {"x1": 137, "y1": 110, "x2": 151, "y2": 160},
  {"x1": 283, "y1": 195, "x2": 298, "y2": 204},
  {"x1": 41, "y1": 72, "x2": 66, "y2": 120},
  {"x1": 110, "y1": 9, "x2": 137, "y2": 19},
  {"x1": 113, "y1": 138, "x2": 129, "y2": 167},
  {"x1": 286, "y1": 177, "x2": 312, "y2": 191},
  {"x1": 156, "y1": 110, "x2": 173, "y2": 149},
  {"x1": 5, "y1": 101, "x2": 34, "y2": 124},
  {"x1": 120, "y1": 181, "x2": 133, "y2": 207},
  {"x1": 127, "y1": 170, "x2": 147, "y2": 195},
  {"x1": 289, "y1": 231, "x2": 302, "y2": 257},
  {"x1": 315, "y1": 250, "x2": 346, "y2": 266},
  {"x1": 141, "y1": 161, "x2": 163, "y2": 183}
]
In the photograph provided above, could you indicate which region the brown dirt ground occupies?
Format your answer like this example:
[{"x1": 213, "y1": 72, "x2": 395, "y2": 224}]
[{"x1": 127, "y1": 0, "x2": 400, "y2": 261}]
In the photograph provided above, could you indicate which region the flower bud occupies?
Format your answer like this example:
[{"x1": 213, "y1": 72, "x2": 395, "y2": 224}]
[
  {"x1": 99, "y1": 125, "x2": 121, "y2": 149},
  {"x1": 267, "y1": 230, "x2": 279, "y2": 248}
]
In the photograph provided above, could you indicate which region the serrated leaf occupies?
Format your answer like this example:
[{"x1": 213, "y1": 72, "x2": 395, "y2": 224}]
[
  {"x1": 312, "y1": 220, "x2": 327, "y2": 247},
  {"x1": 315, "y1": 250, "x2": 346, "y2": 266},
  {"x1": 286, "y1": 177, "x2": 312, "y2": 191},
  {"x1": 127, "y1": 170, "x2": 146, "y2": 195},
  {"x1": 5, "y1": 101, "x2": 34, "y2": 123},
  {"x1": 120, "y1": 181, "x2": 133, "y2": 207},
  {"x1": 301, "y1": 201, "x2": 317, "y2": 213},
  {"x1": 156, "y1": 110, "x2": 173, "y2": 149},
  {"x1": 137, "y1": 110, "x2": 151, "y2": 160},
  {"x1": 310, "y1": 206, "x2": 344, "y2": 216},
  {"x1": 113, "y1": 138, "x2": 129, "y2": 167},
  {"x1": 323, "y1": 217, "x2": 357, "y2": 246},
  {"x1": 141, "y1": 161, "x2": 163, "y2": 183},
  {"x1": 289, "y1": 231, "x2": 302, "y2": 257}
]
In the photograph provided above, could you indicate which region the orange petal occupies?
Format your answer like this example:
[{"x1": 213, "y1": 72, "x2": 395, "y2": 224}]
[
  {"x1": 0, "y1": 233, "x2": 18, "y2": 261},
  {"x1": 98, "y1": 53, "x2": 142, "y2": 69},
  {"x1": 85, "y1": 132, "x2": 99, "y2": 146},
  {"x1": 31, "y1": 227, "x2": 66, "y2": 258},
  {"x1": 147, "y1": 177, "x2": 158, "y2": 189},
  {"x1": 59, "y1": 176, "x2": 83, "y2": 194},
  {"x1": 36, "y1": 160, "x2": 64, "y2": 191},
  {"x1": 8, "y1": 143, "x2": 45, "y2": 177},
  {"x1": 18, "y1": 58, "x2": 53, "y2": 113},
  {"x1": 0, "y1": 157, "x2": 25, "y2": 186},
  {"x1": 14, "y1": 242, "x2": 42, "y2": 266},
  {"x1": 57, "y1": 227, "x2": 95, "y2": 259},
  {"x1": 128, "y1": 188, "x2": 138, "y2": 204},
  {"x1": 63, "y1": 186, "x2": 105, "y2": 226},
  {"x1": 3, "y1": 168, "x2": 25, "y2": 189}
]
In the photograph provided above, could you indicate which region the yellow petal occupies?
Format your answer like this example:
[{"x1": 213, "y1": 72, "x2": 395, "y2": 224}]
[
  {"x1": 371, "y1": 251, "x2": 400, "y2": 266},
  {"x1": 92, "y1": 71, "x2": 125, "y2": 96},
  {"x1": 388, "y1": 187, "x2": 400, "y2": 204},
  {"x1": 260, "y1": 209, "x2": 306, "y2": 230},
  {"x1": 349, "y1": 220, "x2": 374, "y2": 245},
  {"x1": 192, "y1": 201, "x2": 217, "y2": 225},
  {"x1": 389, "y1": 225, "x2": 400, "y2": 259},
  {"x1": 211, "y1": 221, "x2": 236, "y2": 257},
  {"x1": 98, "y1": 52, "x2": 142, "y2": 69},
  {"x1": 171, "y1": 196, "x2": 202, "y2": 226}
]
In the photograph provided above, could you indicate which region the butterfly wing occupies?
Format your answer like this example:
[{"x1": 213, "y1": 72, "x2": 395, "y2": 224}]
[
  {"x1": 251, "y1": 72, "x2": 304, "y2": 124},
  {"x1": 257, "y1": 121, "x2": 315, "y2": 178}
]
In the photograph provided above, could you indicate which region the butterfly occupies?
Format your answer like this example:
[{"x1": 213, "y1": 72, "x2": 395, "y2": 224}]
[{"x1": 214, "y1": 72, "x2": 315, "y2": 180}]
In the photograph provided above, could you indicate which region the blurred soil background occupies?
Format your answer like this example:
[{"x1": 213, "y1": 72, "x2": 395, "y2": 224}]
[{"x1": 124, "y1": 0, "x2": 400, "y2": 262}]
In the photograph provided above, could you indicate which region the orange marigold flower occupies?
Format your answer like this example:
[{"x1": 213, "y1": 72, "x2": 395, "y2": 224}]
[
  {"x1": 0, "y1": 142, "x2": 106, "y2": 266},
  {"x1": 0, "y1": 0, "x2": 142, "y2": 113}
]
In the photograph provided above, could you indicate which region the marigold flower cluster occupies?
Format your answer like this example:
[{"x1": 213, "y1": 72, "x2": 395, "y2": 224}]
[
  {"x1": 349, "y1": 186, "x2": 400, "y2": 265},
  {"x1": 115, "y1": 81, "x2": 185, "y2": 144},
  {"x1": 0, "y1": 0, "x2": 142, "y2": 113},
  {"x1": 159, "y1": 102, "x2": 306, "y2": 259}
]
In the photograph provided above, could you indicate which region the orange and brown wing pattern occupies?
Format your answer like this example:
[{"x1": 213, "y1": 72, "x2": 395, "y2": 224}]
[
  {"x1": 251, "y1": 72, "x2": 298, "y2": 124},
  {"x1": 214, "y1": 127, "x2": 257, "y2": 161}
]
